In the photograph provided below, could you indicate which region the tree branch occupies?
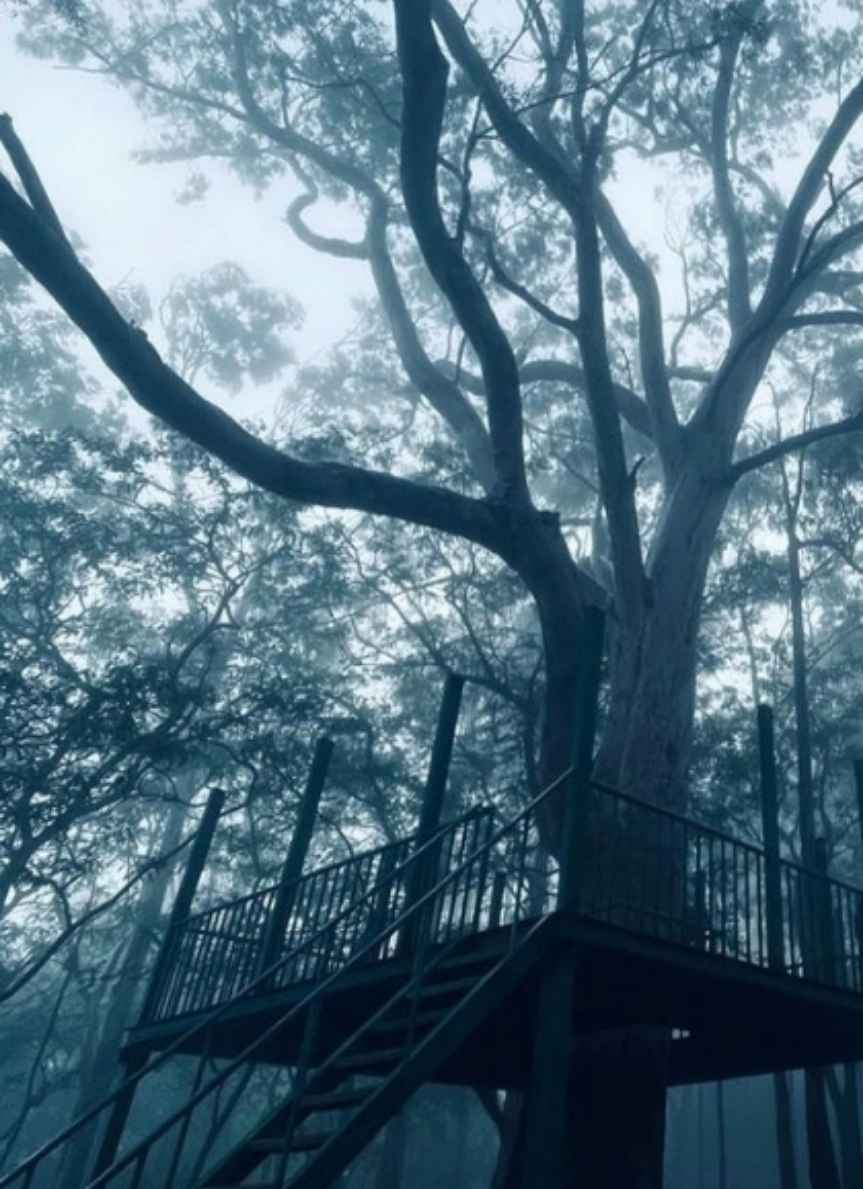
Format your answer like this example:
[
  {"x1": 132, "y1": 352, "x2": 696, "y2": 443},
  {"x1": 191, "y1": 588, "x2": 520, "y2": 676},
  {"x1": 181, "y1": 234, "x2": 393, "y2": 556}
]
[
  {"x1": 0, "y1": 830, "x2": 197, "y2": 1005},
  {"x1": 762, "y1": 75, "x2": 863, "y2": 309},
  {"x1": 432, "y1": 0, "x2": 647, "y2": 621},
  {"x1": 392, "y1": 0, "x2": 528, "y2": 501},
  {"x1": 594, "y1": 192, "x2": 683, "y2": 476},
  {"x1": 365, "y1": 198, "x2": 499, "y2": 493},
  {"x1": 0, "y1": 114, "x2": 70, "y2": 247},
  {"x1": 443, "y1": 357, "x2": 653, "y2": 439},
  {"x1": 0, "y1": 168, "x2": 513, "y2": 561},
  {"x1": 284, "y1": 193, "x2": 368, "y2": 260},
  {"x1": 710, "y1": 31, "x2": 752, "y2": 330},
  {"x1": 727, "y1": 411, "x2": 863, "y2": 483}
]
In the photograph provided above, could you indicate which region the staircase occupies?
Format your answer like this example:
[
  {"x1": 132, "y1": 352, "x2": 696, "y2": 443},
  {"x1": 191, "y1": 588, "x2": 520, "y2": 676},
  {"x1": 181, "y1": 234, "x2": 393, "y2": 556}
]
[
  {"x1": 8, "y1": 754, "x2": 863, "y2": 1187},
  {"x1": 0, "y1": 779, "x2": 562, "y2": 1189},
  {"x1": 200, "y1": 917, "x2": 552, "y2": 1188}
]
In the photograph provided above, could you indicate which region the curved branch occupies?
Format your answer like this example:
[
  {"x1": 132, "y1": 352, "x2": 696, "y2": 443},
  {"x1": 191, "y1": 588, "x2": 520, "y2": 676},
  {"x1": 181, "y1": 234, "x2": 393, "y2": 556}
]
[
  {"x1": 365, "y1": 199, "x2": 499, "y2": 492},
  {"x1": 0, "y1": 170, "x2": 513, "y2": 562},
  {"x1": 476, "y1": 225, "x2": 580, "y2": 334},
  {"x1": 217, "y1": 3, "x2": 498, "y2": 493},
  {"x1": 285, "y1": 192, "x2": 368, "y2": 260},
  {"x1": 393, "y1": 0, "x2": 528, "y2": 500}
]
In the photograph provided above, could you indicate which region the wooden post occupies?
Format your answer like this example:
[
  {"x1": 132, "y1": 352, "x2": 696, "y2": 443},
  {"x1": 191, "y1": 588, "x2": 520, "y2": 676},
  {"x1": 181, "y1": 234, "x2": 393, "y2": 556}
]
[
  {"x1": 853, "y1": 759, "x2": 863, "y2": 867},
  {"x1": 558, "y1": 607, "x2": 604, "y2": 912},
  {"x1": 90, "y1": 786, "x2": 226, "y2": 1180},
  {"x1": 399, "y1": 672, "x2": 465, "y2": 955},
  {"x1": 814, "y1": 837, "x2": 837, "y2": 985},
  {"x1": 519, "y1": 953, "x2": 577, "y2": 1188},
  {"x1": 257, "y1": 736, "x2": 334, "y2": 981},
  {"x1": 758, "y1": 704, "x2": 785, "y2": 972}
]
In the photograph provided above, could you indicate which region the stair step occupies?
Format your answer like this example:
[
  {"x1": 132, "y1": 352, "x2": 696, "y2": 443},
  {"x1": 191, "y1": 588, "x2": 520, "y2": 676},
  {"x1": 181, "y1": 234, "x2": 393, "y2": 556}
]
[
  {"x1": 250, "y1": 1130, "x2": 334, "y2": 1154},
  {"x1": 417, "y1": 976, "x2": 476, "y2": 998},
  {"x1": 332, "y1": 1047, "x2": 404, "y2": 1070},
  {"x1": 370, "y1": 1010, "x2": 443, "y2": 1034},
  {"x1": 302, "y1": 1087, "x2": 370, "y2": 1112}
]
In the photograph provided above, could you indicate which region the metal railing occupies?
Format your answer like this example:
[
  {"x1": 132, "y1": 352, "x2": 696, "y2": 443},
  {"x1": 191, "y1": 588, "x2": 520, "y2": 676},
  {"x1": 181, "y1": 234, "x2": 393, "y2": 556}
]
[
  {"x1": 0, "y1": 771, "x2": 567, "y2": 1189},
  {"x1": 5, "y1": 772, "x2": 863, "y2": 1189},
  {"x1": 577, "y1": 781, "x2": 863, "y2": 994},
  {"x1": 151, "y1": 779, "x2": 863, "y2": 1023}
]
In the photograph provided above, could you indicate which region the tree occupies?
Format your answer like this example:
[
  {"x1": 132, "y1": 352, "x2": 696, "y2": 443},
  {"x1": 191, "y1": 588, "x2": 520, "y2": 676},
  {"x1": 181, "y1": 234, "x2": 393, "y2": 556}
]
[{"x1": 6, "y1": 0, "x2": 863, "y2": 1182}]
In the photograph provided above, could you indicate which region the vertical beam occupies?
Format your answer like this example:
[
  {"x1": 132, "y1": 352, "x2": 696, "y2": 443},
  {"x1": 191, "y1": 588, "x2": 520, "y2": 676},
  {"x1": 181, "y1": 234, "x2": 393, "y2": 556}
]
[
  {"x1": 139, "y1": 786, "x2": 227, "y2": 1023},
  {"x1": 518, "y1": 953, "x2": 576, "y2": 1189},
  {"x1": 90, "y1": 786, "x2": 226, "y2": 1180},
  {"x1": 559, "y1": 607, "x2": 605, "y2": 912},
  {"x1": 853, "y1": 759, "x2": 863, "y2": 867},
  {"x1": 758, "y1": 704, "x2": 785, "y2": 972},
  {"x1": 417, "y1": 672, "x2": 465, "y2": 844},
  {"x1": 814, "y1": 837, "x2": 836, "y2": 985},
  {"x1": 399, "y1": 672, "x2": 465, "y2": 954},
  {"x1": 257, "y1": 736, "x2": 334, "y2": 979}
]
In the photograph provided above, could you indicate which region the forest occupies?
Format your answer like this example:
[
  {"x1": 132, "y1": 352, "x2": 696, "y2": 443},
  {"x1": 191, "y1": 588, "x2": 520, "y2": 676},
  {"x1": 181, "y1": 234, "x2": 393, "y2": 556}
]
[{"x1": 3, "y1": 0, "x2": 863, "y2": 1185}]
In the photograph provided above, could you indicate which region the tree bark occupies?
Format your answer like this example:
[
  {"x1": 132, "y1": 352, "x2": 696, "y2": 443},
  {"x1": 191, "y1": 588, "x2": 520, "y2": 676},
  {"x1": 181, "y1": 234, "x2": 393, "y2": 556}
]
[
  {"x1": 55, "y1": 799, "x2": 189, "y2": 1189},
  {"x1": 774, "y1": 1071, "x2": 800, "y2": 1189},
  {"x1": 501, "y1": 1027, "x2": 669, "y2": 1189}
]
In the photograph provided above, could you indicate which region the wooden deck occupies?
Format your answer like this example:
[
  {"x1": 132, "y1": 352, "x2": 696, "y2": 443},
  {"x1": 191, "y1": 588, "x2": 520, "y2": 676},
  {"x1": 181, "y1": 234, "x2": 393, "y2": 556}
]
[{"x1": 126, "y1": 902, "x2": 863, "y2": 1088}]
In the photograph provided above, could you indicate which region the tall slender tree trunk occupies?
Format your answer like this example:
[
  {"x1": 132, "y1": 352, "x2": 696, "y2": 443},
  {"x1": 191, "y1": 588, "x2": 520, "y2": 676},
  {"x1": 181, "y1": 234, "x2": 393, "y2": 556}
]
[
  {"x1": 717, "y1": 1081, "x2": 727, "y2": 1189},
  {"x1": 781, "y1": 468, "x2": 840, "y2": 1189},
  {"x1": 774, "y1": 1071, "x2": 800, "y2": 1189},
  {"x1": 55, "y1": 798, "x2": 190, "y2": 1189}
]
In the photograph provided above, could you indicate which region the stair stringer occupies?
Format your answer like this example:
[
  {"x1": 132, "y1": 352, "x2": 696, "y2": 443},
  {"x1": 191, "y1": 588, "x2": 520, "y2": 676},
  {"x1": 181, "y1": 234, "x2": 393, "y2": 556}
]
[{"x1": 201, "y1": 915, "x2": 557, "y2": 1188}]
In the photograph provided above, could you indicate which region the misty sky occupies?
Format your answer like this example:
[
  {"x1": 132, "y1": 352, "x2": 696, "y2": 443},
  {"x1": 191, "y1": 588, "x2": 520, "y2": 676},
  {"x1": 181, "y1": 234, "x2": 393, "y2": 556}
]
[{"x1": 0, "y1": 16, "x2": 372, "y2": 424}]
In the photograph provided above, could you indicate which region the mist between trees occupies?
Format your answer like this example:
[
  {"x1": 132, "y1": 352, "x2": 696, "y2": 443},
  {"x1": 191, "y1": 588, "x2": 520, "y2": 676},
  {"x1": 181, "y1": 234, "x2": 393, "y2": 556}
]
[{"x1": 4, "y1": 0, "x2": 863, "y2": 1185}]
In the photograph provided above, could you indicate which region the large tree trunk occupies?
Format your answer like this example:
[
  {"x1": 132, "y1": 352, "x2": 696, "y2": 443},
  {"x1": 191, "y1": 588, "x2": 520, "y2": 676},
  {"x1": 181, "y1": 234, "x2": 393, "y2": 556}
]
[
  {"x1": 503, "y1": 1027, "x2": 669, "y2": 1188},
  {"x1": 515, "y1": 467, "x2": 733, "y2": 1189}
]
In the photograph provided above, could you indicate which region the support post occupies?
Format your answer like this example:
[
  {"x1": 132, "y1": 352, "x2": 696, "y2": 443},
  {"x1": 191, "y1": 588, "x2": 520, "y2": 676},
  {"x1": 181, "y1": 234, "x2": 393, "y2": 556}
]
[
  {"x1": 257, "y1": 735, "x2": 334, "y2": 981},
  {"x1": 518, "y1": 953, "x2": 577, "y2": 1188},
  {"x1": 558, "y1": 607, "x2": 604, "y2": 912},
  {"x1": 399, "y1": 672, "x2": 465, "y2": 955},
  {"x1": 814, "y1": 837, "x2": 837, "y2": 985},
  {"x1": 757, "y1": 704, "x2": 785, "y2": 972},
  {"x1": 853, "y1": 759, "x2": 863, "y2": 868},
  {"x1": 90, "y1": 786, "x2": 226, "y2": 1180}
]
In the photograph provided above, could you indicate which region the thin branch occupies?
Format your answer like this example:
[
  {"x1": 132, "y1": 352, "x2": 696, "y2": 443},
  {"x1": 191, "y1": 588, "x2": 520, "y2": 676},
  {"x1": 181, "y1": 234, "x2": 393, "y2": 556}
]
[
  {"x1": 727, "y1": 410, "x2": 863, "y2": 483},
  {"x1": 762, "y1": 75, "x2": 863, "y2": 309},
  {"x1": 0, "y1": 831, "x2": 197, "y2": 1005}
]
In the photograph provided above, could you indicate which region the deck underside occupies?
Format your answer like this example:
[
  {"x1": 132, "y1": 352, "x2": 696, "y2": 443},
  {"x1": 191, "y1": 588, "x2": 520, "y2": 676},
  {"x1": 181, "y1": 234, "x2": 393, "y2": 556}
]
[{"x1": 125, "y1": 912, "x2": 863, "y2": 1089}]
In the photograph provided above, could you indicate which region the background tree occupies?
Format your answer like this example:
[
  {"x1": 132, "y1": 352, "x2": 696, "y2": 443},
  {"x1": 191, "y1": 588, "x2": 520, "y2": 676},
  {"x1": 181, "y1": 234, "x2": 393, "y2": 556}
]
[{"x1": 6, "y1": 0, "x2": 863, "y2": 1183}]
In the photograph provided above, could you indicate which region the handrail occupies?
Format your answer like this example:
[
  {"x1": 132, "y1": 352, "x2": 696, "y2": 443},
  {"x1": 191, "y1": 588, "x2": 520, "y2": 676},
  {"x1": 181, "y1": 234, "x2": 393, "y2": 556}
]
[
  {"x1": 588, "y1": 779, "x2": 767, "y2": 858},
  {"x1": 74, "y1": 771, "x2": 566, "y2": 1188},
  {"x1": 0, "y1": 786, "x2": 548, "y2": 1189},
  {"x1": 180, "y1": 812, "x2": 489, "y2": 929}
]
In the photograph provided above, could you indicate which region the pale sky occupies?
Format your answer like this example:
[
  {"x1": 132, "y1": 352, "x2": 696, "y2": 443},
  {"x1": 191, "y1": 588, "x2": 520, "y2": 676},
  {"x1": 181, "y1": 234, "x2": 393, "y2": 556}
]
[{"x1": 0, "y1": 18, "x2": 371, "y2": 424}]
